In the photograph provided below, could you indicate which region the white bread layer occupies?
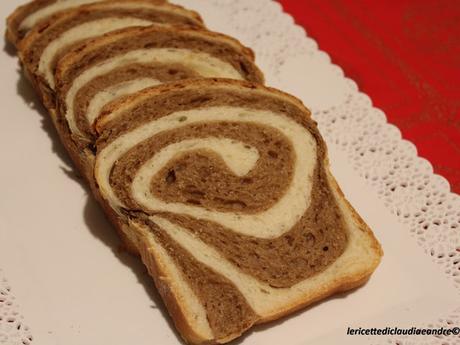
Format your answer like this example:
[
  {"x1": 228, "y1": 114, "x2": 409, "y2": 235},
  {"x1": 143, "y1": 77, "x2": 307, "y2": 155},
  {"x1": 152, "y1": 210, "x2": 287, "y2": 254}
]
[
  {"x1": 86, "y1": 78, "x2": 161, "y2": 126},
  {"x1": 19, "y1": 0, "x2": 104, "y2": 31},
  {"x1": 38, "y1": 17, "x2": 154, "y2": 89}
]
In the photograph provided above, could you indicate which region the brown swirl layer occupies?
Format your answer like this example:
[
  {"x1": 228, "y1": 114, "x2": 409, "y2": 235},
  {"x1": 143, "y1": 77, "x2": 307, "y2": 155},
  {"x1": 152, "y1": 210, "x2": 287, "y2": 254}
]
[
  {"x1": 149, "y1": 220, "x2": 258, "y2": 339},
  {"x1": 74, "y1": 63, "x2": 200, "y2": 138}
]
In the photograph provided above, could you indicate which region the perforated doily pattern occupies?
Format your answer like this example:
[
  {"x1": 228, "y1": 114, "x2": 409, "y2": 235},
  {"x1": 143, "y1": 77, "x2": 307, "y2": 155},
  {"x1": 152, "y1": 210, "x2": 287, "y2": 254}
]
[
  {"x1": 1, "y1": 0, "x2": 459, "y2": 344},
  {"x1": 0, "y1": 270, "x2": 33, "y2": 345}
]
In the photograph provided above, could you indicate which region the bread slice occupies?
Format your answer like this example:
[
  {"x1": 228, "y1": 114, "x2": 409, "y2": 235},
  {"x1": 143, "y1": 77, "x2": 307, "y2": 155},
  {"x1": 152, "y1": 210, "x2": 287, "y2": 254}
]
[
  {"x1": 17, "y1": 1, "x2": 204, "y2": 108},
  {"x1": 92, "y1": 78, "x2": 383, "y2": 344},
  {"x1": 54, "y1": 25, "x2": 262, "y2": 143},
  {"x1": 5, "y1": 0, "x2": 166, "y2": 46}
]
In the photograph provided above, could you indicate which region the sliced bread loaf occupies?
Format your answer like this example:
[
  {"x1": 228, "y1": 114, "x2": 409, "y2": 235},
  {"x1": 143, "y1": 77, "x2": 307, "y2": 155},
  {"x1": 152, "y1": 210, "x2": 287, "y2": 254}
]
[
  {"x1": 93, "y1": 78, "x2": 383, "y2": 344},
  {"x1": 6, "y1": 2, "x2": 382, "y2": 343}
]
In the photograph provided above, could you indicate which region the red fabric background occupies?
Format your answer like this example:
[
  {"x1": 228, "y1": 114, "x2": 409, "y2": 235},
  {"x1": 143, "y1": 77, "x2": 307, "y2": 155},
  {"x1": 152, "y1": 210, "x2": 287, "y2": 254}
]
[{"x1": 277, "y1": 0, "x2": 460, "y2": 193}]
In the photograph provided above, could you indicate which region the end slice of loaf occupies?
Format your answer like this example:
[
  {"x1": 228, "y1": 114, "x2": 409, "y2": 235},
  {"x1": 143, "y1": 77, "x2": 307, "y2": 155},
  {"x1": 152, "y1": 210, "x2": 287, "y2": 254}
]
[
  {"x1": 5, "y1": 0, "x2": 167, "y2": 46},
  {"x1": 17, "y1": 0, "x2": 205, "y2": 109},
  {"x1": 93, "y1": 78, "x2": 383, "y2": 344}
]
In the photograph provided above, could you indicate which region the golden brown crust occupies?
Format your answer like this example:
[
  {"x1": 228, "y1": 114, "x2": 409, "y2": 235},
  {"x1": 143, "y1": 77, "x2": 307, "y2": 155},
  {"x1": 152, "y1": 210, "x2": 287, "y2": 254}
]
[{"x1": 5, "y1": 0, "x2": 53, "y2": 46}]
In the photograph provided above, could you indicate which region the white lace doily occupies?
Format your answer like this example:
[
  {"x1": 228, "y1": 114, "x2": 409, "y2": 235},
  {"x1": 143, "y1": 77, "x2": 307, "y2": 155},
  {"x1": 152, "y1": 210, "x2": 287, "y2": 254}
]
[
  {"x1": 1, "y1": 0, "x2": 459, "y2": 344},
  {"x1": 0, "y1": 270, "x2": 33, "y2": 345}
]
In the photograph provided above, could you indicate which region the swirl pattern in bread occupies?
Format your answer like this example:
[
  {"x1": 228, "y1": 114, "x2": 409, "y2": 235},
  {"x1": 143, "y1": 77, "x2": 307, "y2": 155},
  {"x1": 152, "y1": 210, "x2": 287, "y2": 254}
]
[{"x1": 93, "y1": 79, "x2": 382, "y2": 343}]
